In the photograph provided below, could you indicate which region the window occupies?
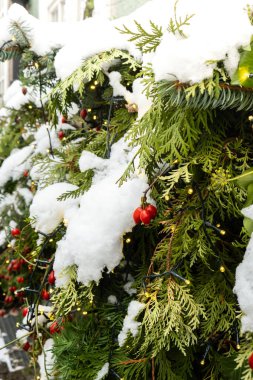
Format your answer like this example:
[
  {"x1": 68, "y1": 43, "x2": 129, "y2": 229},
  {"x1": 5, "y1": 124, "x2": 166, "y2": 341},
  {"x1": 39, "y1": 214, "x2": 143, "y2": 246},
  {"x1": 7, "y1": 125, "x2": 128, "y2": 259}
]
[{"x1": 48, "y1": 0, "x2": 65, "y2": 22}]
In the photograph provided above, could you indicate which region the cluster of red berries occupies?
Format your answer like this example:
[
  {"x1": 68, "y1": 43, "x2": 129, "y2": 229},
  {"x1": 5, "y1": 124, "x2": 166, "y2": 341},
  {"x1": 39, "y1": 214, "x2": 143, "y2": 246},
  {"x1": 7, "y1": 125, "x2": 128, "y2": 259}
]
[
  {"x1": 7, "y1": 258, "x2": 25, "y2": 272},
  {"x1": 133, "y1": 203, "x2": 157, "y2": 225}
]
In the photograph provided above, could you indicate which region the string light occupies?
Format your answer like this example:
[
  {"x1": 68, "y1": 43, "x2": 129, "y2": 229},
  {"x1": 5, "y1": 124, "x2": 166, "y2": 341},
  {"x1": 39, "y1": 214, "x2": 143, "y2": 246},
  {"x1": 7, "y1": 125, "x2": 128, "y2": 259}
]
[
  {"x1": 90, "y1": 85, "x2": 96, "y2": 90},
  {"x1": 87, "y1": 108, "x2": 92, "y2": 112},
  {"x1": 164, "y1": 194, "x2": 170, "y2": 201},
  {"x1": 125, "y1": 238, "x2": 131, "y2": 244},
  {"x1": 7, "y1": 244, "x2": 11, "y2": 248},
  {"x1": 34, "y1": 62, "x2": 39, "y2": 69},
  {"x1": 219, "y1": 266, "x2": 226, "y2": 273},
  {"x1": 94, "y1": 80, "x2": 98, "y2": 85},
  {"x1": 49, "y1": 239, "x2": 53, "y2": 243},
  {"x1": 82, "y1": 311, "x2": 88, "y2": 315},
  {"x1": 77, "y1": 307, "x2": 81, "y2": 311},
  {"x1": 28, "y1": 105, "x2": 33, "y2": 109},
  {"x1": 248, "y1": 115, "x2": 253, "y2": 122},
  {"x1": 220, "y1": 229, "x2": 226, "y2": 236},
  {"x1": 63, "y1": 218, "x2": 68, "y2": 227},
  {"x1": 187, "y1": 188, "x2": 194, "y2": 195},
  {"x1": 200, "y1": 359, "x2": 205, "y2": 366},
  {"x1": 93, "y1": 115, "x2": 97, "y2": 120},
  {"x1": 5, "y1": 260, "x2": 10, "y2": 264}
]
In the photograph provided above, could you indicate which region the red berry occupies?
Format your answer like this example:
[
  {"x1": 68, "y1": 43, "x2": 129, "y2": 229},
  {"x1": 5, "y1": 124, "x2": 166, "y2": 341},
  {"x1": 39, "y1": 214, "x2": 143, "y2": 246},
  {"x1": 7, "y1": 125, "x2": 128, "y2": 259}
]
[
  {"x1": 23, "y1": 170, "x2": 29, "y2": 177},
  {"x1": 22, "y1": 307, "x2": 28, "y2": 317},
  {"x1": 17, "y1": 276, "x2": 24, "y2": 283},
  {"x1": 145, "y1": 204, "x2": 157, "y2": 219},
  {"x1": 140, "y1": 209, "x2": 152, "y2": 225},
  {"x1": 22, "y1": 342, "x2": 30, "y2": 351},
  {"x1": 4, "y1": 295, "x2": 13, "y2": 304},
  {"x1": 0, "y1": 309, "x2": 6, "y2": 317},
  {"x1": 58, "y1": 130, "x2": 65, "y2": 140},
  {"x1": 48, "y1": 271, "x2": 56, "y2": 285},
  {"x1": 12, "y1": 260, "x2": 21, "y2": 271},
  {"x1": 61, "y1": 116, "x2": 67, "y2": 124},
  {"x1": 49, "y1": 321, "x2": 61, "y2": 335},
  {"x1": 80, "y1": 108, "x2": 87, "y2": 119},
  {"x1": 133, "y1": 207, "x2": 143, "y2": 224},
  {"x1": 249, "y1": 353, "x2": 253, "y2": 369},
  {"x1": 41, "y1": 289, "x2": 50, "y2": 300},
  {"x1": 11, "y1": 228, "x2": 21, "y2": 237},
  {"x1": 9, "y1": 286, "x2": 17, "y2": 293},
  {"x1": 22, "y1": 87, "x2": 27, "y2": 95}
]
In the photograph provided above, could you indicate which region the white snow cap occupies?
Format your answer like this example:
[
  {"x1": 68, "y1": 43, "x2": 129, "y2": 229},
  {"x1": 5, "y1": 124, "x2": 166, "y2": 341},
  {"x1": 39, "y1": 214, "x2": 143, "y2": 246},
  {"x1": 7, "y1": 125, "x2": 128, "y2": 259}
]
[
  {"x1": 38, "y1": 339, "x2": 55, "y2": 380},
  {"x1": 53, "y1": 138, "x2": 150, "y2": 287},
  {"x1": 29, "y1": 182, "x2": 80, "y2": 234},
  {"x1": 95, "y1": 362, "x2": 109, "y2": 380},
  {"x1": 34, "y1": 124, "x2": 60, "y2": 155},
  {"x1": 0, "y1": 146, "x2": 33, "y2": 187},
  {"x1": 118, "y1": 300, "x2": 145, "y2": 347},
  {"x1": 152, "y1": 0, "x2": 252, "y2": 84},
  {"x1": 234, "y1": 205, "x2": 253, "y2": 332}
]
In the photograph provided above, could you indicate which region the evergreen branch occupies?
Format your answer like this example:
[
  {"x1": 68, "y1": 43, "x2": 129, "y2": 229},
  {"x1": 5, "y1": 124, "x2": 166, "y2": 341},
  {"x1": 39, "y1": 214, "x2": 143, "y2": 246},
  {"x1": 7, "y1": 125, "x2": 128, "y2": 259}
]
[{"x1": 168, "y1": 0, "x2": 195, "y2": 38}]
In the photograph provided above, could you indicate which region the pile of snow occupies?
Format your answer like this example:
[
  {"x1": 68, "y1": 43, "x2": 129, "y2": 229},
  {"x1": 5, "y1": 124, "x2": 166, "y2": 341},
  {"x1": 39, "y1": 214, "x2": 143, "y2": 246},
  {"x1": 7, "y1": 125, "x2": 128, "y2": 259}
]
[
  {"x1": 234, "y1": 205, "x2": 253, "y2": 332},
  {"x1": 95, "y1": 363, "x2": 109, "y2": 380},
  {"x1": 34, "y1": 124, "x2": 60, "y2": 155},
  {"x1": 118, "y1": 300, "x2": 145, "y2": 346},
  {"x1": 38, "y1": 339, "x2": 55, "y2": 380}
]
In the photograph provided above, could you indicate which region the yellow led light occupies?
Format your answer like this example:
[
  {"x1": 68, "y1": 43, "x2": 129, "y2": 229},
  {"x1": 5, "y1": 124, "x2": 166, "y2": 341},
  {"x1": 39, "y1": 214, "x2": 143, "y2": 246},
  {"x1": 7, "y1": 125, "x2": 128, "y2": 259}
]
[
  {"x1": 236, "y1": 344, "x2": 241, "y2": 350},
  {"x1": 82, "y1": 311, "x2": 88, "y2": 315},
  {"x1": 16, "y1": 322, "x2": 20, "y2": 328},
  {"x1": 248, "y1": 115, "x2": 253, "y2": 122},
  {"x1": 7, "y1": 243, "x2": 11, "y2": 248},
  {"x1": 63, "y1": 218, "x2": 68, "y2": 226},
  {"x1": 173, "y1": 159, "x2": 179, "y2": 164},
  {"x1": 90, "y1": 85, "x2": 96, "y2": 90},
  {"x1": 187, "y1": 188, "x2": 194, "y2": 195},
  {"x1": 34, "y1": 62, "x2": 39, "y2": 69},
  {"x1": 132, "y1": 104, "x2": 137, "y2": 110},
  {"x1": 40, "y1": 309, "x2": 44, "y2": 315},
  {"x1": 216, "y1": 223, "x2": 221, "y2": 228},
  {"x1": 89, "y1": 300, "x2": 93, "y2": 304},
  {"x1": 49, "y1": 289, "x2": 53, "y2": 294},
  {"x1": 238, "y1": 67, "x2": 250, "y2": 83},
  {"x1": 28, "y1": 105, "x2": 33, "y2": 109},
  {"x1": 220, "y1": 266, "x2": 226, "y2": 273},
  {"x1": 164, "y1": 195, "x2": 170, "y2": 201},
  {"x1": 5, "y1": 259, "x2": 10, "y2": 264},
  {"x1": 94, "y1": 80, "x2": 98, "y2": 85},
  {"x1": 87, "y1": 108, "x2": 92, "y2": 112},
  {"x1": 62, "y1": 137, "x2": 66, "y2": 141},
  {"x1": 47, "y1": 149, "x2": 50, "y2": 153},
  {"x1": 104, "y1": 121, "x2": 108, "y2": 125},
  {"x1": 125, "y1": 238, "x2": 131, "y2": 244},
  {"x1": 49, "y1": 239, "x2": 53, "y2": 243},
  {"x1": 145, "y1": 292, "x2": 151, "y2": 298},
  {"x1": 185, "y1": 279, "x2": 191, "y2": 285},
  {"x1": 220, "y1": 229, "x2": 226, "y2": 236},
  {"x1": 93, "y1": 115, "x2": 97, "y2": 120},
  {"x1": 200, "y1": 359, "x2": 205, "y2": 366},
  {"x1": 77, "y1": 307, "x2": 81, "y2": 311},
  {"x1": 37, "y1": 376, "x2": 40, "y2": 380}
]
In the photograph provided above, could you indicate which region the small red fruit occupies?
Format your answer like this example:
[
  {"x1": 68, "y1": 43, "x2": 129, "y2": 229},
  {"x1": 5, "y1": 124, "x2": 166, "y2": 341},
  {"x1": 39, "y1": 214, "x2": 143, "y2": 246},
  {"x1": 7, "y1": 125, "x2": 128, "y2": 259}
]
[
  {"x1": 17, "y1": 276, "x2": 24, "y2": 283},
  {"x1": 11, "y1": 228, "x2": 21, "y2": 237},
  {"x1": 249, "y1": 353, "x2": 253, "y2": 369},
  {"x1": 140, "y1": 209, "x2": 152, "y2": 225},
  {"x1": 80, "y1": 108, "x2": 88, "y2": 119},
  {"x1": 58, "y1": 130, "x2": 65, "y2": 140},
  {"x1": 133, "y1": 207, "x2": 143, "y2": 224},
  {"x1": 12, "y1": 260, "x2": 21, "y2": 271},
  {"x1": 49, "y1": 321, "x2": 61, "y2": 335},
  {"x1": 22, "y1": 342, "x2": 30, "y2": 351},
  {"x1": 21, "y1": 87, "x2": 27, "y2": 95},
  {"x1": 48, "y1": 271, "x2": 55, "y2": 285},
  {"x1": 23, "y1": 170, "x2": 29, "y2": 177},
  {"x1": 4, "y1": 295, "x2": 13, "y2": 304},
  {"x1": 0, "y1": 309, "x2": 6, "y2": 317},
  {"x1": 145, "y1": 204, "x2": 157, "y2": 219},
  {"x1": 22, "y1": 307, "x2": 28, "y2": 317},
  {"x1": 9, "y1": 286, "x2": 17, "y2": 293},
  {"x1": 41, "y1": 289, "x2": 50, "y2": 300},
  {"x1": 61, "y1": 116, "x2": 67, "y2": 124}
]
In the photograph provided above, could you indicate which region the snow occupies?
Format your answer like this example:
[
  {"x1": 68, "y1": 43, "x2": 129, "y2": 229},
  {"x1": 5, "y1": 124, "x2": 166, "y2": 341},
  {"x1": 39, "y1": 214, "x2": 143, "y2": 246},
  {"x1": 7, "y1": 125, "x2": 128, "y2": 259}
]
[
  {"x1": 118, "y1": 300, "x2": 145, "y2": 347},
  {"x1": 16, "y1": 328, "x2": 28, "y2": 345},
  {"x1": 0, "y1": 146, "x2": 33, "y2": 187},
  {"x1": 95, "y1": 362, "x2": 109, "y2": 380},
  {"x1": 152, "y1": 0, "x2": 252, "y2": 84},
  {"x1": 4, "y1": 80, "x2": 39, "y2": 110},
  {"x1": 16, "y1": 187, "x2": 33, "y2": 205},
  {"x1": 108, "y1": 295, "x2": 117, "y2": 305},
  {"x1": 29, "y1": 183, "x2": 80, "y2": 234},
  {"x1": 53, "y1": 138, "x2": 150, "y2": 287},
  {"x1": 234, "y1": 205, "x2": 253, "y2": 332},
  {"x1": 34, "y1": 124, "x2": 60, "y2": 155},
  {"x1": 38, "y1": 338, "x2": 55, "y2": 380}
]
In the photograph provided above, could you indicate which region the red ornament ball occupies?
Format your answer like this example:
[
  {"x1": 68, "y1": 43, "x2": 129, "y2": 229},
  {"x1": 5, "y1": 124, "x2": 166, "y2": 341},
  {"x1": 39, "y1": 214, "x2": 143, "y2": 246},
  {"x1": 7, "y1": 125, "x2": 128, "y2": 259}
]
[
  {"x1": 22, "y1": 342, "x2": 30, "y2": 351},
  {"x1": 21, "y1": 87, "x2": 27, "y2": 95},
  {"x1": 61, "y1": 116, "x2": 67, "y2": 124},
  {"x1": 80, "y1": 108, "x2": 88, "y2": 119},
  {"x1": 58, "y1": 130, "x2": 65, "y2": 140},
  {"x1": 249, "y1": 353, "x2": 253, "y2": 369},
  {"x1": 11, "y1": 228, "x2": 21, "y2": 237},
  {"x1": 48, "y1": 270, "x2": 56, "y2": 285},
  {"x1": 4, "y1": 295, "x2": 13, "y2": 304},
  {"x1": 41, "y1": 289, "x2": 50, "y2": 301},
  {"x1": 133, "y1": 207, "x2": 143, "y2": 224},
  {"x1": 140, "y1": 209, "x2": 152, "y2": 225},
  {"x1": 23, "y1": 170, "x2": 29, "y2": 177}
]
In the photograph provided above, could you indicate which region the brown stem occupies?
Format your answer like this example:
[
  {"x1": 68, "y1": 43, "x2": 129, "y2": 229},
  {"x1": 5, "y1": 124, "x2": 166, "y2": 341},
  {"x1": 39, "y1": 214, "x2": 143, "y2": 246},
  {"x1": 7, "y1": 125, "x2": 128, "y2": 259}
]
[
  {"x1": 152, "y1": 357, "x2": 155, "y2": 380},
  {"x1": 118, "y1": 358, "x2": 147, "y2": 365}
]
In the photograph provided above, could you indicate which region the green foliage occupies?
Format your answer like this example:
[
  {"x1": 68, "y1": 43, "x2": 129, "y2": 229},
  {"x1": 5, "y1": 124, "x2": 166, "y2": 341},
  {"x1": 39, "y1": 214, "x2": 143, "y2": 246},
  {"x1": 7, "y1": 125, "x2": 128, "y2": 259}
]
[
  {"x1": 117, "y1": 21, "x2": 163, "y2": 53},
  {"x1": 168, "y1": 0, "x2": 195, "y2": 38}
]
